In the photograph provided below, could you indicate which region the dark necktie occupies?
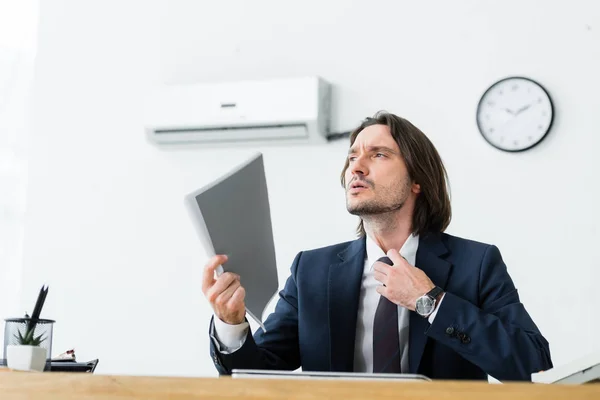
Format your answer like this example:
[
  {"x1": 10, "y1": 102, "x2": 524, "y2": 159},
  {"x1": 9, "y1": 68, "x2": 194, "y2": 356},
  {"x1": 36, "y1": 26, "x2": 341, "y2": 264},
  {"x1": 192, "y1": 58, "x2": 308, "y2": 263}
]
[{"x1": 373, "y1": 256, "x2": 402, "y2": 373}]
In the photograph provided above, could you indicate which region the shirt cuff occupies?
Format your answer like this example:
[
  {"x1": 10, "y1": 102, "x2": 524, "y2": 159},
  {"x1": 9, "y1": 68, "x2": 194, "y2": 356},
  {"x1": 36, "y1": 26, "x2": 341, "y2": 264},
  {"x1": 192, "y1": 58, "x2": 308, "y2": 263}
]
[
  {"x1": 428, "y1": 293, "x2": 446, "y2": 324},
  {"x1": 211, "y1": 315, "x2": 249, "y2": 354}
]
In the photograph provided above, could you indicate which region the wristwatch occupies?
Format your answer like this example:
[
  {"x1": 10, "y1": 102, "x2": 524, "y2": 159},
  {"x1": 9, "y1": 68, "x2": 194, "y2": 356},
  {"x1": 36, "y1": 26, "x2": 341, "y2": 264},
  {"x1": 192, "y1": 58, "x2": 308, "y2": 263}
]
[{"x1": 415, "y1": 286, "x2": 444, "y2": 318}]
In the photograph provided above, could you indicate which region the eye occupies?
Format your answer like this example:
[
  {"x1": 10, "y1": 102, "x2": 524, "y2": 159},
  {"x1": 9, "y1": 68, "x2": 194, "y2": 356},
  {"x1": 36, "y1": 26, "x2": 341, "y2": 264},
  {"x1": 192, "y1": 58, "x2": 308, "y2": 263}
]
[
  {"x1": 375, "y1": 153, "x2": 386, "y2": 158},
  {"x1": 348, "y1": 156, "x2": 357, "y2": 162}
]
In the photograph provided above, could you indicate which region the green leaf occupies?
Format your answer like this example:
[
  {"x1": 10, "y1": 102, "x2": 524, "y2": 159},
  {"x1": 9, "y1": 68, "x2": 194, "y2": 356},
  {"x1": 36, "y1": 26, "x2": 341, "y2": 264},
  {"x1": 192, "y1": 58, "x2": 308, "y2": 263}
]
[
  {"x1": 24, "y1": 329, "x2": 34, "y2": 343},
  {"x1": 13, "y1": 330, "x2": 25, "y2": 343},
  {"x1": 32, "y1": 333, "x2": 46, "y2": 346},
  {"x1": 13, "y1": 327, "x2": 45, "y2": 345}
]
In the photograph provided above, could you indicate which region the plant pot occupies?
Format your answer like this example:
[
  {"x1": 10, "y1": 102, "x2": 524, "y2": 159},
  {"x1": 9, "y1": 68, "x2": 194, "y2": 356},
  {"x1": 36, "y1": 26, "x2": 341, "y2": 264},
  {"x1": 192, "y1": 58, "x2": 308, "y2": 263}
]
[{"x1": 6, "y1": 345, "x2": 47, "y2": 372}]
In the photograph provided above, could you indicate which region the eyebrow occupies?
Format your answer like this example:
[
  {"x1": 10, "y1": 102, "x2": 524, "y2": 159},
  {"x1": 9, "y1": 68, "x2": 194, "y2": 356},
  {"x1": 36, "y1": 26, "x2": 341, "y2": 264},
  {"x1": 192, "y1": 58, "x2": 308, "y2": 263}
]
[{"x1": 347, "y1": 146, "x2": 399, "y2": 156}]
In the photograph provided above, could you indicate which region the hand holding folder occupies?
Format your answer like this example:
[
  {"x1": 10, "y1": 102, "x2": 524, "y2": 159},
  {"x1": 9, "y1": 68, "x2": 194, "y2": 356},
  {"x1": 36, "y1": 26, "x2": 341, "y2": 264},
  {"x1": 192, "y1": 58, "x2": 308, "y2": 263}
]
[
  {"x1": 185, "y1": 153, "x2": 279, "y2": 331},
  {"x1": 201, "y1": 254, "x2": 248, "y2": 327}
]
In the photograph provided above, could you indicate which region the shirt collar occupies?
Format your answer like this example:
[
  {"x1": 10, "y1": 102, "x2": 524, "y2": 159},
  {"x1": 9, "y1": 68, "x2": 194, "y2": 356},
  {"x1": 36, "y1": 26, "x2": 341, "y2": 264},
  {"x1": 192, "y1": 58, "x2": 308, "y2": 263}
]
[{"x1": 365, "y1": 232, "x2": 420, "y2": 270}]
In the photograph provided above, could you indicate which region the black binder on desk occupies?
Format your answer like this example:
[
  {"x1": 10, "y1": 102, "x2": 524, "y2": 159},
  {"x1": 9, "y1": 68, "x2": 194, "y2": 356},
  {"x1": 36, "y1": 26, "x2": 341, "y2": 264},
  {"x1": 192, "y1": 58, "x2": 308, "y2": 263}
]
[{"x1": 49, "y1": 359, "x2": 99, "y2": 373}]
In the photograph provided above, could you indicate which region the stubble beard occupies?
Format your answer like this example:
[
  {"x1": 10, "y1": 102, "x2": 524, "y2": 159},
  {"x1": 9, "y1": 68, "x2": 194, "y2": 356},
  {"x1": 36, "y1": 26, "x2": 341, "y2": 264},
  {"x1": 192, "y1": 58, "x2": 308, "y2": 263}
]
[{"x1": 346, "y1": 179, "x2": 411, "y2": 217}]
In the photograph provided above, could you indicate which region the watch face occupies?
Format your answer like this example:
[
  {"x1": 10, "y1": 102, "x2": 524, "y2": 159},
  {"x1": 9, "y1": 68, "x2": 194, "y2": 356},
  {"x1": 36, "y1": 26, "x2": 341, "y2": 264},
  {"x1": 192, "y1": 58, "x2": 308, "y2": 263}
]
[
  {"x1": 416, "y1": 296, "x2": 435, "y2": 316},
  {"x1": 476, "y1": 76, "x2": 554, "y2": 152}
]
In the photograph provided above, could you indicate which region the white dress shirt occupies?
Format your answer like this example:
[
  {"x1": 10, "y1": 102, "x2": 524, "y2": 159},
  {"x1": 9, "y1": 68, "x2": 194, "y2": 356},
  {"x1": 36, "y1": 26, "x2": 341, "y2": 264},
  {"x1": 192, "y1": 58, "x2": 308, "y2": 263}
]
[{"x1": 212, "y1": 234, "x2": 444, "y2": 371}]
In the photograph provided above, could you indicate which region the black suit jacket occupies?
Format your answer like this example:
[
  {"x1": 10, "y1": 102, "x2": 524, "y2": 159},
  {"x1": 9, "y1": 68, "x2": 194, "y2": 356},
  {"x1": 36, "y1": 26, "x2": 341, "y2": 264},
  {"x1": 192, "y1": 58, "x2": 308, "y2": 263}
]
[{"x1": 210, "y1": 232, "x2": 552, "y2": 381}]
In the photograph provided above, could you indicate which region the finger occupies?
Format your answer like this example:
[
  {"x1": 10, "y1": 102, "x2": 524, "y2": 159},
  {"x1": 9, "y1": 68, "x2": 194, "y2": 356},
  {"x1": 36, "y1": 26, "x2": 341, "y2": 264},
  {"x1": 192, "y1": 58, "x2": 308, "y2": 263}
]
[
  {"x1": 202, "y1": 254, "x2": 228, "y2": 293},
  {"x1": 206, "y1": 272, "x2": 239, "y2": 303},
  {"x1": 373, "y1": 271, "x2": 387, "y2": 284},
  {"x1": 387, "y1": 249, "x2": 408, "y2": 267},
  {"x1": 376, "y1": 285, "x2": 387, "y2": 297},
  {"x1": 214, "y1": 280, "x2": 241, "y2": 308},
  {"x1": 373, "y1": 262, "x2": 391, "y2": 275},
  {"x1": 210, "y1": 272, "x2": 240, "y2": 297},
  {"x1": 227, "y1": 286, "x2": 246, "y2": 308}
]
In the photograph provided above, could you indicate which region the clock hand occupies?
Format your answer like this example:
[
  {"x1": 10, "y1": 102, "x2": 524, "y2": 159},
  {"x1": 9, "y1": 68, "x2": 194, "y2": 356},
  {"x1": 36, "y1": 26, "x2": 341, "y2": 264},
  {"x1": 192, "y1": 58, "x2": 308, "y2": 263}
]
[
  {"x1": 515, "y1": 103, "x2": 532, "y2": 115},
  {"x1": 503, "y1": 108, "x2": 515, "y2": 115}
]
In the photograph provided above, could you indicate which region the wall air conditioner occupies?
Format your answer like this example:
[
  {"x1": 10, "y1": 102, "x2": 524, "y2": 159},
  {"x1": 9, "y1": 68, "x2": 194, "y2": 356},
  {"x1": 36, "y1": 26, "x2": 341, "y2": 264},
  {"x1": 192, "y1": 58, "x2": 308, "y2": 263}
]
[{"x1": 144, "y1": 76, "x2": 332, "y2": 146}]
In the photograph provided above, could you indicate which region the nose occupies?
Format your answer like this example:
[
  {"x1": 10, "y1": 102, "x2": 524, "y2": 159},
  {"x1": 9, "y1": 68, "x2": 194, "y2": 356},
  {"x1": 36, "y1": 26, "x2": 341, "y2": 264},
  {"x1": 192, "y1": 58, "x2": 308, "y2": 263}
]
[{"x1": 349, "y1": 154, "x2": 368, "y2": 178}]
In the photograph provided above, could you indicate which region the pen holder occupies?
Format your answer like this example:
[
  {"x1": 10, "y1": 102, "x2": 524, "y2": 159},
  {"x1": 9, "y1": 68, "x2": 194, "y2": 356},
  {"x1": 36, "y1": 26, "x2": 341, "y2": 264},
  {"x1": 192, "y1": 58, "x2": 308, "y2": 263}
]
[{"x1": 3, "y1": 317, "x2": 55, "y2": 371}]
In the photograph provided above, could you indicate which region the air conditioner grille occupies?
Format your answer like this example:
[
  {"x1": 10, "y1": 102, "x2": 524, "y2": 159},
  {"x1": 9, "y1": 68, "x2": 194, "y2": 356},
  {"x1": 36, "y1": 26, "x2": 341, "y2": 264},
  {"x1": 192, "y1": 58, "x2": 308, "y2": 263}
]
[
  {"x1": 154, "y1": 123, "x2": 306, "y2": 135},
  {"x1": 150, "y1": 123, "x2": 309, "y2": 144}
]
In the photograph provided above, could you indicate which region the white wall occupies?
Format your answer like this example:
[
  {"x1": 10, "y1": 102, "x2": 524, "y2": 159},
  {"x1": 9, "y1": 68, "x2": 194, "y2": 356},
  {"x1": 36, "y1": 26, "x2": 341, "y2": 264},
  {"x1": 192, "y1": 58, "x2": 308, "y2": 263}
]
[
  {"x1": 20, "y1": 0, "x2": 600, "y2": 376},
  {"x1": 0, "y1": 0, "x2": 38, "y2": 333}
]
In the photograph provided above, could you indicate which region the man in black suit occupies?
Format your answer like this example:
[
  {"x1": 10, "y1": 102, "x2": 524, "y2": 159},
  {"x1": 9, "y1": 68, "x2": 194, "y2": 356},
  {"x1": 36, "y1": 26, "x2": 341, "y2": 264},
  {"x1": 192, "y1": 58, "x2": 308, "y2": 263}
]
[{"x1": 202, "y1": 112, "x2": 552, "y2": 381}]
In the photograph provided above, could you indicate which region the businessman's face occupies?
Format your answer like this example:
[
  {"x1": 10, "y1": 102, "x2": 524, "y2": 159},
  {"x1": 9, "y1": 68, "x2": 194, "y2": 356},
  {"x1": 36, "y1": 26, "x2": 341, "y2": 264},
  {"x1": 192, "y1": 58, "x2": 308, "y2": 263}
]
[{"x1": 344, "y1": 124, "x2": 419, "y2": 216}]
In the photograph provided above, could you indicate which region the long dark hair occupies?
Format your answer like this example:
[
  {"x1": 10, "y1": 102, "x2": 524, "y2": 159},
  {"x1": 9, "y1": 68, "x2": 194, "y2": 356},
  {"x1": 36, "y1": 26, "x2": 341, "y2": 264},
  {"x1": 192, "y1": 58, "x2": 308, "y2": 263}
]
[{"x1": 340, "y1": 111, "x2": 451, "y2": 237}]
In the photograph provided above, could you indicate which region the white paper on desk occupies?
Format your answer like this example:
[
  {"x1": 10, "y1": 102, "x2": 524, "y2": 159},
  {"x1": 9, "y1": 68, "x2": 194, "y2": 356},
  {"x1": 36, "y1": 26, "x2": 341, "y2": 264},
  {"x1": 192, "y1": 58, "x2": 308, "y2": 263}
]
[
  {"x1": 531, "y1": 351, "x2": 600, "y2": 384},
  {"x1": 184, "y1": 152, "x2": 278, "y2": 332},
  {"x1": 231, "y1": 369, "x2": 431, "y2": 381}
]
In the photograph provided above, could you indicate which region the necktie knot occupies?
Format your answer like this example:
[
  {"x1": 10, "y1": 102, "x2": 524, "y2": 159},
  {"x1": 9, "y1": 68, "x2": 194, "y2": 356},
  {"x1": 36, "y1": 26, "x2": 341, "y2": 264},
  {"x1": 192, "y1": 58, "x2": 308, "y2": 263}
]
[{"x1": 377, "y1": 256, "x2": 393, "y2": 266}]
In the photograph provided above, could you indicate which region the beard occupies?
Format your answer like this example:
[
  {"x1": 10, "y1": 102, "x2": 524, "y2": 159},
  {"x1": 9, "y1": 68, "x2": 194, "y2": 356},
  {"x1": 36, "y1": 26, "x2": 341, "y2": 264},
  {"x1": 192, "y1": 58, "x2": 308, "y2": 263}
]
[
  {"x1": 346, "y1": 177, "x2": 411, "y2": 216},
  {"x1": 347, "y1": 198, "x2": 405, "y2": 215}
]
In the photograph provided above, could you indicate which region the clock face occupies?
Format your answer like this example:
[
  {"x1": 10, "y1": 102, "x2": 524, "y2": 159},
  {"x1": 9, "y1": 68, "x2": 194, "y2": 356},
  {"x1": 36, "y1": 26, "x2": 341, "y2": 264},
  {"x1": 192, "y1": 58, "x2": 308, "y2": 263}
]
[{"x1": 476, "y1": 77, "x2": 554, "y2": 152}]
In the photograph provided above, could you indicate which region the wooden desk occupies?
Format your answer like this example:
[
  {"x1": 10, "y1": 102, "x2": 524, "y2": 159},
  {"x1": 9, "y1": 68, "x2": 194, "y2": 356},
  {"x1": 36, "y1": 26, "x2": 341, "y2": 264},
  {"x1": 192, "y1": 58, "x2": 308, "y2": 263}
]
[{"x1": 0, "y1": 369, "x2": 599, "y2": 399}]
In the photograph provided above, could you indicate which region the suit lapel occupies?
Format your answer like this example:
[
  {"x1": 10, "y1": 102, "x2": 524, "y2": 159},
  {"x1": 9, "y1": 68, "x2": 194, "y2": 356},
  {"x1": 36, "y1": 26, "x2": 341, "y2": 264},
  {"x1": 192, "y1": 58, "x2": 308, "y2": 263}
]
[
  {"x1": 328, "y1": 237, "x2": 366, "y2": 372},
  {"x1": 409, "y1": 232, "x2": 452, "y2": 373}
]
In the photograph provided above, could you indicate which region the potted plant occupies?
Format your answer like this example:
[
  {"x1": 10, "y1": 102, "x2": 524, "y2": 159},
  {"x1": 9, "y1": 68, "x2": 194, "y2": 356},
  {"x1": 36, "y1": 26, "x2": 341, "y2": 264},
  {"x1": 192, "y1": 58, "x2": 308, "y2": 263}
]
[
  {"x1": 6, "y1": 326, "x2": 47, "y2": 372},
  {"x1": 5, "y1": 285, "x2": 51, "y2": 372}
]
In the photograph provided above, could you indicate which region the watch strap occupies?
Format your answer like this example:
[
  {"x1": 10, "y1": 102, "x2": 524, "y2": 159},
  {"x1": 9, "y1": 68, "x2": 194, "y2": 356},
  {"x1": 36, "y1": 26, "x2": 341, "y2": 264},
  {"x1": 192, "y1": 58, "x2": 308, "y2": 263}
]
[{"x1": 426, "y1": 286, "x2": 444, "y2": 300}]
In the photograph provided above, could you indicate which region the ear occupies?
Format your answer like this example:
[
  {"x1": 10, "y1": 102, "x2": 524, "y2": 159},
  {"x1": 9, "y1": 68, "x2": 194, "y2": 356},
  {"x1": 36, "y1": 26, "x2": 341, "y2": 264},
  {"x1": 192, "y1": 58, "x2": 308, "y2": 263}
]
[{"x1": 412, "y1": 182, "x2": 421, "y2": 194}]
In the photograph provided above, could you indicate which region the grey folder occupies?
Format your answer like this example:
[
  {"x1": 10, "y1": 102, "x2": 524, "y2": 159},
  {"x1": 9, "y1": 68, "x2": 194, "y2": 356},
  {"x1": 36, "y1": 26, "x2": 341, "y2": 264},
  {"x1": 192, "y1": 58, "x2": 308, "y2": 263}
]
[{"x1": 184, "y1": 153, "x2": 278, "y2": 330}]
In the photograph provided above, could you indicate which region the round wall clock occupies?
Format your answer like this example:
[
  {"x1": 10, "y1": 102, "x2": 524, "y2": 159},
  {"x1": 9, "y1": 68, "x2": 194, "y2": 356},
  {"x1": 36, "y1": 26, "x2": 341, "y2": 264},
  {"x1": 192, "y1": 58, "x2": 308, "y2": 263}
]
[{"x1": 476, "y1": 76, "x2": 554, "y2": 152}]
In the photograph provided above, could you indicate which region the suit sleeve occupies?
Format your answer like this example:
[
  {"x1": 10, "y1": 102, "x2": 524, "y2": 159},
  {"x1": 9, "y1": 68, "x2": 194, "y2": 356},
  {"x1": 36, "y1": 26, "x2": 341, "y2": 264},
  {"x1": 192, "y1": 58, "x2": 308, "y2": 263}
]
[
  {"x1": 209, "y1": 252, "x2": 302, "y2": 375},
  {"x1": 425, "y1": 245, "x2": 553, "y2": 381}
]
